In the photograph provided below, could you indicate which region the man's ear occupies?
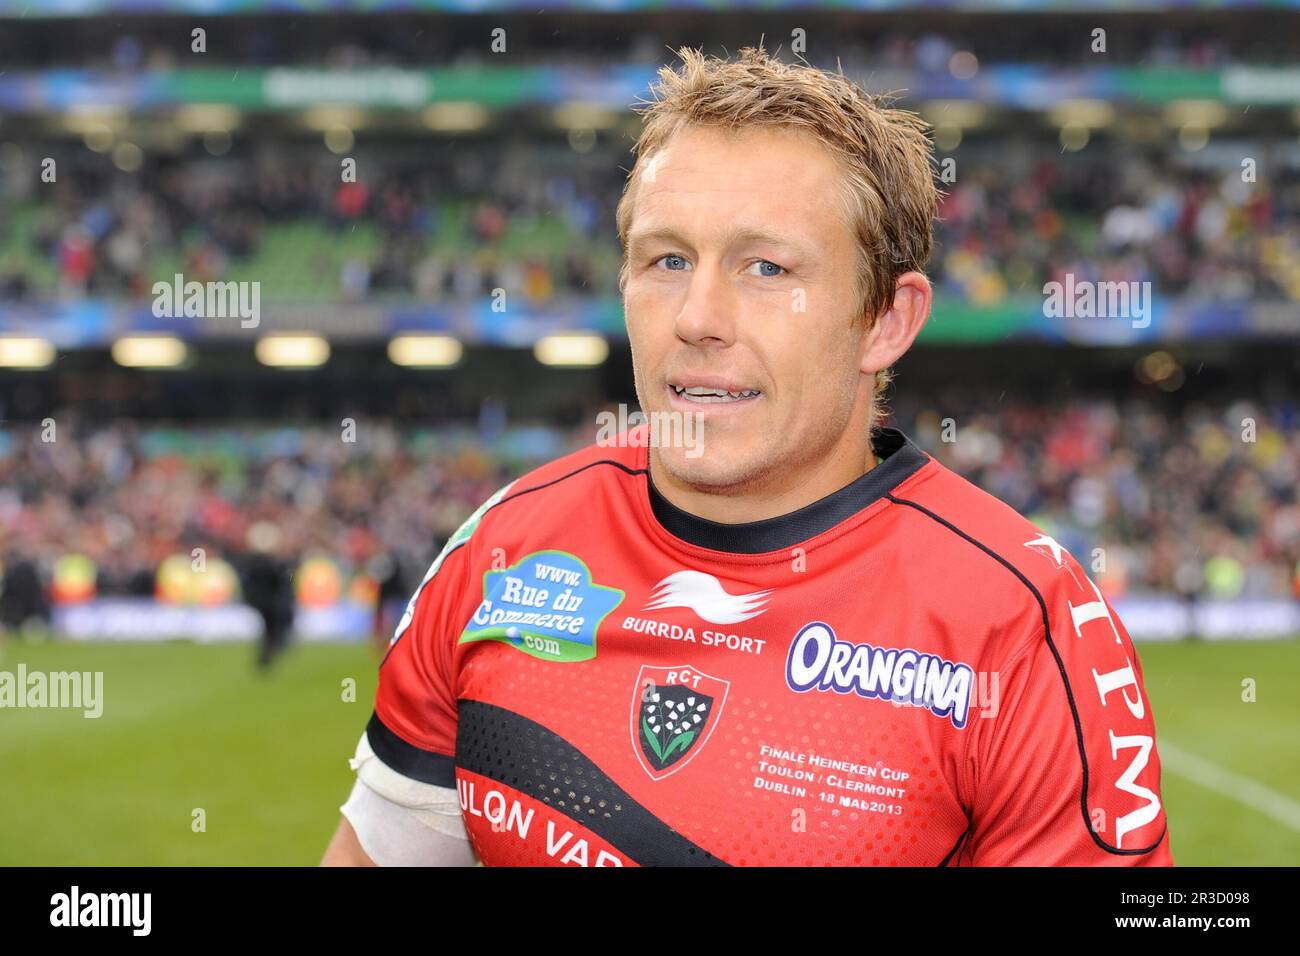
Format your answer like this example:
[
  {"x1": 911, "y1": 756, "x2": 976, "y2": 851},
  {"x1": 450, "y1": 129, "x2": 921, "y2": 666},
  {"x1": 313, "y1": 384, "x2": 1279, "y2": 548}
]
[{"x1": 859, "y1": 271, "x2": 932, "y2": 375}]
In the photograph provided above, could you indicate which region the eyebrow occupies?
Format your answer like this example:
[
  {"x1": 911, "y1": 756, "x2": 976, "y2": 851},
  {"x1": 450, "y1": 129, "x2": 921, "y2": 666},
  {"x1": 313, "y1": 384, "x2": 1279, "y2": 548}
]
[{"x1": 626, "y1": 225, "x2": 817, "y2": 259}]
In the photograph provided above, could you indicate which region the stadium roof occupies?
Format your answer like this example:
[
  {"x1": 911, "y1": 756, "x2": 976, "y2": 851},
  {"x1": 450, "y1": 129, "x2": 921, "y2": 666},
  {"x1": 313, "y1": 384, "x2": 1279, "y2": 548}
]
[{"x1": 3, "y1": 0, "x2": 1300, "y2": 16}]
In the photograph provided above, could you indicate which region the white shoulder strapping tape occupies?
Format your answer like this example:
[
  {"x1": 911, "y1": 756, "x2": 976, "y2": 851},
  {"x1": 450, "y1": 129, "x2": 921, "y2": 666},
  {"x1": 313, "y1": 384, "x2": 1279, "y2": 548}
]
[
  {"x1": 347, "y1": 730, "x2": 471, "y2": 841},
  {"x1": 340, "y1": 778, "x2": 479, "y2": 867}
]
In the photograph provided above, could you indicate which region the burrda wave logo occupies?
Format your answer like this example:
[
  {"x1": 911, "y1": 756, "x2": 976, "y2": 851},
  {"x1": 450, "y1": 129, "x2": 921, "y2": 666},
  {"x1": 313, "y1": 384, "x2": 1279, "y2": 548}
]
[
  {"x1": 644, "y1": 570, "x2": 772, "y2": 625},
  {"x1": 459, "y1": 550, "x2": 624, "y2": 662}
]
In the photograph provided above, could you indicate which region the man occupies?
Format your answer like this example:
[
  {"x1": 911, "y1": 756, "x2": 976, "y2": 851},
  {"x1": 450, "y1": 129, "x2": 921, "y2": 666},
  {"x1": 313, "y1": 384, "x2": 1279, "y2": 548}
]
[
  {"x1": 322, "y1": 46, "x2": 1172, "y2": 866},
  {"x1": 238, "y1": 522, "x2": 297, "y2": 673},
  {"x1": 0, "y1": 550, "x2": 49, "y2": 639}
]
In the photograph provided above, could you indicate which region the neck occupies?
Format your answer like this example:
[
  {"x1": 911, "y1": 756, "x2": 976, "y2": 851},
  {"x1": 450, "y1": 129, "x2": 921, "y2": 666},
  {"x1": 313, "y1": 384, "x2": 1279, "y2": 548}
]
[{"x1": 648, "y1": 422, "x2": 877, "y2": 525}]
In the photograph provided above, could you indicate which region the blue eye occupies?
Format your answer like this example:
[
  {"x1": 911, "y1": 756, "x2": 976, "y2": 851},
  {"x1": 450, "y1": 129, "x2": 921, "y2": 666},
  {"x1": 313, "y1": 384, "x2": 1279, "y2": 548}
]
[
  {"x1": 749, "y1": 260, "x2": 785, "y2": 278},
  {"x1": 656, "y1": 254, "x2": 689, "y2": 271}
]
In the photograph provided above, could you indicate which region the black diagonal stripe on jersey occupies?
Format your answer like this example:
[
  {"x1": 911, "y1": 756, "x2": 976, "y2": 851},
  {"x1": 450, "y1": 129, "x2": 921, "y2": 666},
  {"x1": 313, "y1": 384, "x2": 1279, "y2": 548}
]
[
  {"x1": 456, "y1": 699, "x2": 729, "y2": 867},
  {"x1": 367, "y1": 711, "x2": 457, "y2": 788}
]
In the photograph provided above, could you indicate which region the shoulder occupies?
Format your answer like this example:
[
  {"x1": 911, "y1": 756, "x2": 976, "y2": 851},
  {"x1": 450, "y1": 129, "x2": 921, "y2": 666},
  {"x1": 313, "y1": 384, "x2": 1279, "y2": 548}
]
[
  {"x1": 886, "y1": 454, "x2": 1091, "y2": 656},
  {"x1": 386, "y1": 431, "x2": 641, "y2": 650},
  {"x1": 471, "y1": 429, "x2": 644, "y2": 533}
]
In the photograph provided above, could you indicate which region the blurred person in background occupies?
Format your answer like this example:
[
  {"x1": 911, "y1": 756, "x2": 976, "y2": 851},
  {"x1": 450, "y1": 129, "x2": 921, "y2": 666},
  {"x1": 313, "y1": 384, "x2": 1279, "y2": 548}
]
[
  {"x1": 238, "y1": 522, "x2": 296, "y2": 672},
  {"x1": 0, "y1": 550, "x2": 49, "y2": 641},
  {"x1": 367, "y1": 550, "x2": 410, "y2": 654}
]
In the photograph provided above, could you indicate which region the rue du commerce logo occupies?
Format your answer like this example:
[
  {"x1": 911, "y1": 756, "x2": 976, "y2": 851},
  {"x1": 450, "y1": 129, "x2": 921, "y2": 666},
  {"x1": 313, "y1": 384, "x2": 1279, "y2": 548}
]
[
  {"x1": 596, "y1": 405, "x2": 704, "y2": 459},
  {"x1": 152, "y1": 273, "x2": 260, "y2": 328},
  {"x1": 1043, "y1": 274, "x2": 1152, "y2": 329}
]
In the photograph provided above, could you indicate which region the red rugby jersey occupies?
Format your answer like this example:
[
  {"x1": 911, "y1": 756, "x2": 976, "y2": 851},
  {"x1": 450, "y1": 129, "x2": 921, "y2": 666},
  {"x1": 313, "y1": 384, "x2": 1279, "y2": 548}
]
[{"x1": 367, "y1": 426, "x2": 1173, "y2": 867}]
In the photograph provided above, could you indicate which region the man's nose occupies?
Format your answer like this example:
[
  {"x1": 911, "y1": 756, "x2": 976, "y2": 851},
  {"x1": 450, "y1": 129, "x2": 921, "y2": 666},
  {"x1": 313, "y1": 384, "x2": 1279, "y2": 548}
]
[{"x1": 673, "y1": 259, "x2": 738, "y2": 347}]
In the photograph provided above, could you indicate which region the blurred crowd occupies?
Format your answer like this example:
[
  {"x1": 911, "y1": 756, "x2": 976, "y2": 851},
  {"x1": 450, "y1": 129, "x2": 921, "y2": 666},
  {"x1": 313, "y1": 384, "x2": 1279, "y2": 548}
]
[
  {"x1": 4, "y1": 135, "x2": 1300, "y2": 307},
  {"x1": 1, "y1": 391, "x2": 1297, "y2": 632},
  {"x1": 1, "y1": 18, "x2": 1296, "y2": 72},
  {"x1": 890, "y1": 391, "x2": 1300, "y2": 601},
  {"x1": 0, "y1": 421, "x2": 544, "y2": 615},
  {"x1": 0, "y1": 140, "x2": 617, "y2": 304},
  {"x1": 934, "y1": 145, "x2": 1300, "y2": 304}
]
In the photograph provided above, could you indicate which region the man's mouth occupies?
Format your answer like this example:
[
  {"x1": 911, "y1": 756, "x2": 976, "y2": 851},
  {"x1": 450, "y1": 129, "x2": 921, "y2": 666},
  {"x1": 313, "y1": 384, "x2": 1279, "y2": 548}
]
[{"x1": 668, "y1": 383, "x2": 763, "y2": 405}]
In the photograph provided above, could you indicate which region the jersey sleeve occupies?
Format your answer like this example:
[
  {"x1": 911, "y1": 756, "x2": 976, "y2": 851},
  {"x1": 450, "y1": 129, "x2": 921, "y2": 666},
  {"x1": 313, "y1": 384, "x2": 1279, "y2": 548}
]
[
  {"x1": 366, "y1": 480, "x2": 515, "y2": 788},
  {"x1": 963, "y1": 560, "x2": 1173, "y2": 866}
]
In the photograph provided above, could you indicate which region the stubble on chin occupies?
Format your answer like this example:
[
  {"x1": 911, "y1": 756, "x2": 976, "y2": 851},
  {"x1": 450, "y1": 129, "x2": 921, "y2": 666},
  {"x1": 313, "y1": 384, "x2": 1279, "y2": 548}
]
[{"x1": 655, "y1": 431, "x2": 785, "y2": 498}]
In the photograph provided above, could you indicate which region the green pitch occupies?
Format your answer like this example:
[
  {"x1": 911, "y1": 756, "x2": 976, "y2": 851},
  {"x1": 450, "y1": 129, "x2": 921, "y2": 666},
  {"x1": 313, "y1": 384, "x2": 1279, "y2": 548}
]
[
  {"x1": 0, "y1": 638, "x2": 1296, "y2": 865},
  {"x1": 0, "y1": 640, "x2": 378, "y2": 866}
]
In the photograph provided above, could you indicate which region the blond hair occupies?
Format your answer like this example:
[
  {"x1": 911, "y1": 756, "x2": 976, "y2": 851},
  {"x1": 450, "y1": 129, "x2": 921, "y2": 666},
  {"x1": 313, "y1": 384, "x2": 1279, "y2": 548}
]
[{"x1": 616, "y1": 45, "x2": 940, "y2": 426}]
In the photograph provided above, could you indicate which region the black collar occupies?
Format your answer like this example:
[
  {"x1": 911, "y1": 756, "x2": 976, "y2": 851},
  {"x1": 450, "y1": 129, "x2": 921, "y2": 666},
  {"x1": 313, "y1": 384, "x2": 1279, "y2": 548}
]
[{"x1": 646, "y1": 426, "x2": 929, "y2": 554}]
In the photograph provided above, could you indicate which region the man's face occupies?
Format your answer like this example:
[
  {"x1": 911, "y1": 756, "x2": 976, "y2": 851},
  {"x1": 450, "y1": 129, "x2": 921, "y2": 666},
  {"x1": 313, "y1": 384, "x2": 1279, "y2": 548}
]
[{"x1": 623, "y1": 124, "x2": 873, "y2": 494}]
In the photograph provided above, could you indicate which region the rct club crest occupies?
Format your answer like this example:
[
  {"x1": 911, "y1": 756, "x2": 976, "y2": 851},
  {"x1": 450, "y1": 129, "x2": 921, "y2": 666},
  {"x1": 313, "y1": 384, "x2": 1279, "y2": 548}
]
[{"x1": 631, "y1": 665, "x2": 729, "y2": 780}]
